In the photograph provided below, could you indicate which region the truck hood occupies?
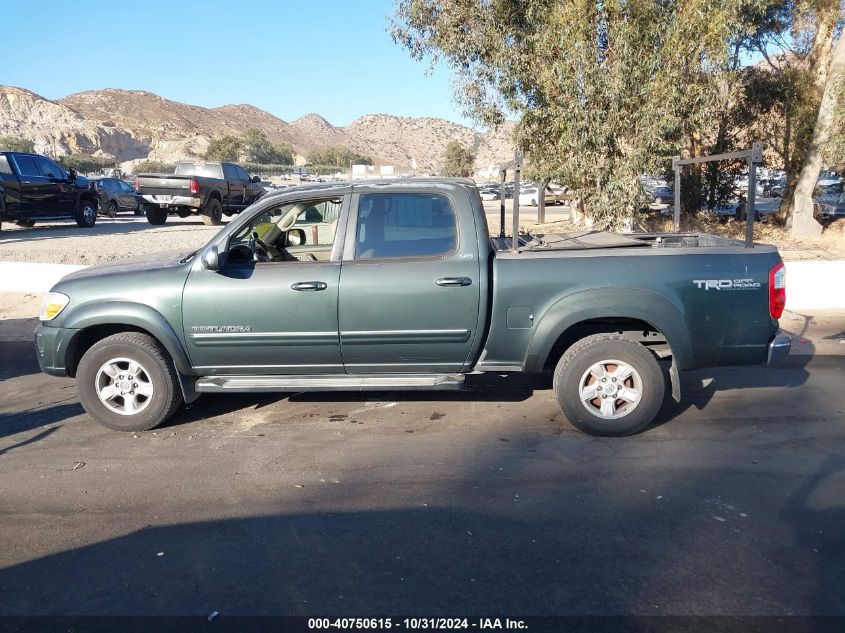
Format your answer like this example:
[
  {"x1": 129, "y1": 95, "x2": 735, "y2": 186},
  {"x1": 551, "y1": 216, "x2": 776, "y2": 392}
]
[{"x1": 57, "y1": 250, "x2": 193, "y2": 285}]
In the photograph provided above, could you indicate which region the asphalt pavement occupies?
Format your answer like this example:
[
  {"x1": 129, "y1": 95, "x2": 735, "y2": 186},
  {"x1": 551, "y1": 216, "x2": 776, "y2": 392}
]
[{"x1": 1, "y1": 340, "x2": 843, "y2": 617}]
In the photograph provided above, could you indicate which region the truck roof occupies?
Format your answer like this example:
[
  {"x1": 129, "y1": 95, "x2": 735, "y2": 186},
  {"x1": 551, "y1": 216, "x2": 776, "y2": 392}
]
[{"x1": 263, "y1": 177, "x2": 477, "y2": 199}]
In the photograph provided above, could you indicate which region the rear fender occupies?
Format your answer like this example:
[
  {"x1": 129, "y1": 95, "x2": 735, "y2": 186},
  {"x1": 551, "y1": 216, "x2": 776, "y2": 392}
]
[{"x1": 525, "y1": 288, "x2": 695, "y2": 371}]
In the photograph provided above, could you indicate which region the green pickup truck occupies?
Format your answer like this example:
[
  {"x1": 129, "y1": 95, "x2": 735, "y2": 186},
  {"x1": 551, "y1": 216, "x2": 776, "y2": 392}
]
[{"x1": 34, "y1": 179, "x2": 790, "y2": 436}]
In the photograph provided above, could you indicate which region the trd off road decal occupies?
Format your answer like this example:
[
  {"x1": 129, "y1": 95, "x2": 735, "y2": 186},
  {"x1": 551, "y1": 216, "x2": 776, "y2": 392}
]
[{"x1": 693, "y1": 279, "x2": 762, "y2": 291}]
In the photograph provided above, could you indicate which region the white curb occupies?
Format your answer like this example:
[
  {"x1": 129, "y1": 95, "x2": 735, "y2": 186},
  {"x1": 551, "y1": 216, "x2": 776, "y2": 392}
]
[
  {"x1": 0, "y1": 262, "x2": 87, "y2": 293},
  {"x1": 784, "y1": 261, "x2": 845, "y2": 311}
]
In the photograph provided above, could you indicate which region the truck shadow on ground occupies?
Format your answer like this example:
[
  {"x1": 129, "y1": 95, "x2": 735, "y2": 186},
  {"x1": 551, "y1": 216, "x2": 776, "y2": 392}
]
[
  {"x1": 0, "y1": 339, "x2": 44, "y2": 381},
  {"x1": 0, "y1": 403, "x2": 82, "y2": 442},
  {"x1": 166, "y1": 356, "x2": 818, "y2": 436},
  {"x1": 648, "y1": 353, "x2": 816, "y2": 431}
]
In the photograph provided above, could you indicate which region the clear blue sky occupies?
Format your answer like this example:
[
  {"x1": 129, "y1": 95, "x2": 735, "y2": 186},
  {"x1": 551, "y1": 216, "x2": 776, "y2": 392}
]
[{"x1": 2, "y1": 0, "x2": 470, "y2": 127}]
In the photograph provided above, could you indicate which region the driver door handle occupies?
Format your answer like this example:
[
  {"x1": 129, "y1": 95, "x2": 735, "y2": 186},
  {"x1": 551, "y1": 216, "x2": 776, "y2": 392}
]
[
  {"x1": 291, "y1": 281, "x2": 327, "y2": 291},
  {"x1": 436, "y1": 277, "x2": 472, "y2": 287}
]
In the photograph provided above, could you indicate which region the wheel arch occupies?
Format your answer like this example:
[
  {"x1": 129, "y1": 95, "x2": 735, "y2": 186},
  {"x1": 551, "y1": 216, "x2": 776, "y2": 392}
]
[
  {"x1": 62, "y1": 302, "x2": 193, "y2": 378},
  {"x1": 77, "y1": 191, "x2": 99, "y2": 209},
  {"x1": 525, "y1": 287, "x2": 695, "y2": 372}
]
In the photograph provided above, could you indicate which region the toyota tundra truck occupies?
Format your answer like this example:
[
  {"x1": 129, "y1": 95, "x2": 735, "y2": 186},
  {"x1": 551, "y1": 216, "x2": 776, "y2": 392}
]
[{"x1": 34, "y1": 178, "x2": 789, "y2": 436}]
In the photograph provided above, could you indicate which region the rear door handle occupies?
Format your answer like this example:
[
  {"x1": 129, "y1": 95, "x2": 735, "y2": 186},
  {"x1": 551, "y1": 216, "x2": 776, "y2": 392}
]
[
  {"x1": 291, "y1": 281, "x2": 327, "y2": 291},
  {"x1": 436, "y1": 277, "x2": 473, "y2": 287}
]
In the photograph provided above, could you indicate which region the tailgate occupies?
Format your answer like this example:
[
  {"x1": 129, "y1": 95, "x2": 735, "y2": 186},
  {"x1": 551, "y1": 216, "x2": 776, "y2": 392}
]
[{"x1": 136, "y1": 174, "x2": 194, "y2": 197}]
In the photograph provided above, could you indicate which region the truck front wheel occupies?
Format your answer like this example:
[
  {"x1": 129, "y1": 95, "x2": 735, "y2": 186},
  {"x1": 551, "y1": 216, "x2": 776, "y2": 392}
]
[
  {"x1": 553, "y1": 334, "x2": 665, "y2": 436},
  {"x1": 146, "y1": 206, "x2": 168, "y2": 225},
  {"x1": 77, "y1": 332, "x2": 183, "y2": 432},
  {"x1": 201, "y1": 198, "x2": 223, "y2": 226}
]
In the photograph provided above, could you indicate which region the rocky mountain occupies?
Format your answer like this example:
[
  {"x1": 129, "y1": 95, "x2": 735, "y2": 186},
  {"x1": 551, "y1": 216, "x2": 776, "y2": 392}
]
[{"x1": 0, "y1": 85, "x2": 516, "y2": 172}]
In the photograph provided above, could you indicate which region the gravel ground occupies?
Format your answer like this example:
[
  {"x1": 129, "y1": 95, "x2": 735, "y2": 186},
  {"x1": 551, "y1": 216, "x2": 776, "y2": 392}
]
[{"x1": 0, "y1": 215, "x2": 229, "y2": 265}]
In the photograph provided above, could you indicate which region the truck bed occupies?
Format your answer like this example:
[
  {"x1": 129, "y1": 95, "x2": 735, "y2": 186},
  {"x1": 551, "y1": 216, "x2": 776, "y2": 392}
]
[
  {"x1": 481, "y1": 230, "x2": 781, "y2": 374},
  {"x1": 491, "y1": 231, "x2": 756, "y2": 253}
]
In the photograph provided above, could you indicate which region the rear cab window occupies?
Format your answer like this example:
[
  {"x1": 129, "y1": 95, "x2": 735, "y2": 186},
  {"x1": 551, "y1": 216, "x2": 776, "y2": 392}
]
[
  {"x1": 354, "y1": 193, "x2": 457, "y2": 259},
  {"x1": 174, "y1": 162, "x2": 224, "y2": 179}
]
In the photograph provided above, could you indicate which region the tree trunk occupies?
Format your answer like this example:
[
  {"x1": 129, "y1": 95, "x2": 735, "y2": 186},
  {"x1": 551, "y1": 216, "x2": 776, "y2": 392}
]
[
  {"x1": 790, "y1": 28, "x2": 845, "y2": 239},
  {"x1": 537, "y1": 178, "x2": 549, "y2": 224},
  {"x1": 783, "y1": 3, "x2": 840, "y2": 228}
]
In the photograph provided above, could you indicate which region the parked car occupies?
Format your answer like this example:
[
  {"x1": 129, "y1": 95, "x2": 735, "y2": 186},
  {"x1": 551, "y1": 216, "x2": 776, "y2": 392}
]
[
  {"x1": 518, "y1": 185, "x2": 560, "y2": 206},
  {"x1": 135, "y1": 161, "x2": 265, "y2": 226},
  {"x1": 93, "y1": 177, "x2": 146, "y2": 217},
  {"x1": 479, "y1": 187, "x2": 500, "y2": 201},
  {"x1": 35, "y1": 178, "x2": 789, "y2": 437},
  {"x1": 814, "y1": 184, "x2": 845, "y2": 219},
  {"x1": 0, "y1": 151, "x2": 99, "y2": 230}
]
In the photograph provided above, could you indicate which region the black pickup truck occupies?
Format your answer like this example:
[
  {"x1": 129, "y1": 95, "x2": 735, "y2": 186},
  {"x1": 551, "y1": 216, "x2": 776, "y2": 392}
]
[
  {"x1": 135, "y1": 161, "x2": 265, "y2": 226},
  {"x1": 0, "y1": 151, "x2": 99, "y2": 230}
]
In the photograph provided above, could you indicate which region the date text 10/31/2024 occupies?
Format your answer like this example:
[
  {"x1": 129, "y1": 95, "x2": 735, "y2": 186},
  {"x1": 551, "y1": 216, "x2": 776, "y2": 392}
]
[{"x1": 308, "y1": 618, "x2": 528, "y2": 630}]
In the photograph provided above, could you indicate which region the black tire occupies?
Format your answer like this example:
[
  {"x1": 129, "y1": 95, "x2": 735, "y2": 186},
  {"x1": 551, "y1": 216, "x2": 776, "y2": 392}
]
[
  {"x1": 107, "y1": 200, "x2": 118, "y2": 218},
  {"x1": 553, "y1": 334, "x2": 665, "y2": 437},
  {"x1": 77, "y1": 332, "x2": 183, "y2": 432},
  {"x1": 134, "y1": 202, "x2": 144, "y2": 216},
  {"x1": 16, "y1": 219, "x2": 36, "y2": 228},
  {"x1": 76, "y1": 198, "x2": 97, "y2": 228},
  {"x1": 201, "y1": 198, "x2": 223, "y2": 226},
  {"x1": 146, "y1": 206, "x2": 168, "y2": 225}
]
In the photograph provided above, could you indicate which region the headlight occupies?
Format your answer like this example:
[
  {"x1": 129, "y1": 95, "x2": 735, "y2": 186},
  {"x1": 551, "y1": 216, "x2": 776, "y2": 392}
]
[{"x1": 40, "y1": 292, "x2": 70, "y2": 321}]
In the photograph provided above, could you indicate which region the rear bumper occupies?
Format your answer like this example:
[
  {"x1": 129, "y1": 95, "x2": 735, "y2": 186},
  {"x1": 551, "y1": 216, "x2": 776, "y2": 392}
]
[
  {"x1": 767, "y1": 334, "x2": 791, "y2": 365},
  {"x1": 142, "y1": 195, "x2": 202, "y2": 209}
]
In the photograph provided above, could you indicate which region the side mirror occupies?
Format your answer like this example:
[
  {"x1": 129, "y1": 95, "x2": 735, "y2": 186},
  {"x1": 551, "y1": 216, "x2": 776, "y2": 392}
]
[
  {"x1": 252, "y1": 175, "x2": 261, "y2": 183},
  {"x1": 201, "y1": 245, "x2": 220, "y2": 271},
  {"x1": 287, "y1": 228, "x2": 306, "y2": 246},
  {"x1": 68, "y1": 168, "x2": 78, "y2": 181}
]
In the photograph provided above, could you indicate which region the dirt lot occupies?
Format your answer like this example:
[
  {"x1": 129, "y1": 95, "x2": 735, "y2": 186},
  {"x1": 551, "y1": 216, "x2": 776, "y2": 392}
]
[{"x1": 0, "y1": 215, "x2": 227, "y2": 265}]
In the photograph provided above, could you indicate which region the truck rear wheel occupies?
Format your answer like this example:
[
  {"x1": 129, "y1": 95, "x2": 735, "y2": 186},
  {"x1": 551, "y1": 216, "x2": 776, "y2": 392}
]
[
  {"x1": 553, "y1": 334, "x2": 665, "y2": 436},
  {"x1": 77, "y1": 332, "x2": 183, "y2": 432},
  {"x1": 146, "y1": 206, "x2": 168, "y2": 225},
  {"x1": 201, "y1": 198, "x2": 223, "y2": 226},
  {"x1": 76, "y1": 199, "x2": 97, "y2": 228}
]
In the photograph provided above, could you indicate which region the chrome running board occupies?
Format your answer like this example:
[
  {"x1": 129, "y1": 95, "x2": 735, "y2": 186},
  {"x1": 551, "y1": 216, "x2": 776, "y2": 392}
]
[{"x1": 195, "y1": 373, "x2": 466, "y2": 393}]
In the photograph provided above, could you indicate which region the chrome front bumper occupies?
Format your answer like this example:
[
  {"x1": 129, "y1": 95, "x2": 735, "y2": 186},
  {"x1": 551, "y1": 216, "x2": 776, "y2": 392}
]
[{"x1": 767, "y1": 334, "x2": 792, "y2": 365}]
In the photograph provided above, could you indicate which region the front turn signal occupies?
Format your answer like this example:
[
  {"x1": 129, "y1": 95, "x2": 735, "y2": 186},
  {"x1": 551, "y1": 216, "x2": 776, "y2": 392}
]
[{"x1": 40, "y1": 292, "x2": 70, "y2": 321}]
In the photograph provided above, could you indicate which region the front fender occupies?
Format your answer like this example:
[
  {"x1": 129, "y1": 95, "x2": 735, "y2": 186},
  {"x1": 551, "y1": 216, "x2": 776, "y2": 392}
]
[
  {"x1": 524, "y1": 287, "x2": 695, "y2": 371},
  {"x1": 61, "y1": 301, "x2": 193, "y2": 375}
]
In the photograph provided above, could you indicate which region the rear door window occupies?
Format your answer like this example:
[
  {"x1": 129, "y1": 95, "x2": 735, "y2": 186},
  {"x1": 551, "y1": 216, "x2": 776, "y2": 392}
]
[
  {"x1": 354, "y1": 193, "x2": 457, "y2": 260},
  {"x1": 13, "y1": 155, "x2": 41, "y2": 177}
]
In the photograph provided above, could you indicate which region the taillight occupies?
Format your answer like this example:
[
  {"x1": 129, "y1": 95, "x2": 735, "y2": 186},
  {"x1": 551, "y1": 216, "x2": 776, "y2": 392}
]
[
  {"x1": 190, "y1": 178, "x2": 200, "y2": 195},
  {"x1": 769, "y1": 262, "x2": 786, "y2": 319},
  {"x1": 134, "y1": 176, "x2": 140, "y2": 192}
]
